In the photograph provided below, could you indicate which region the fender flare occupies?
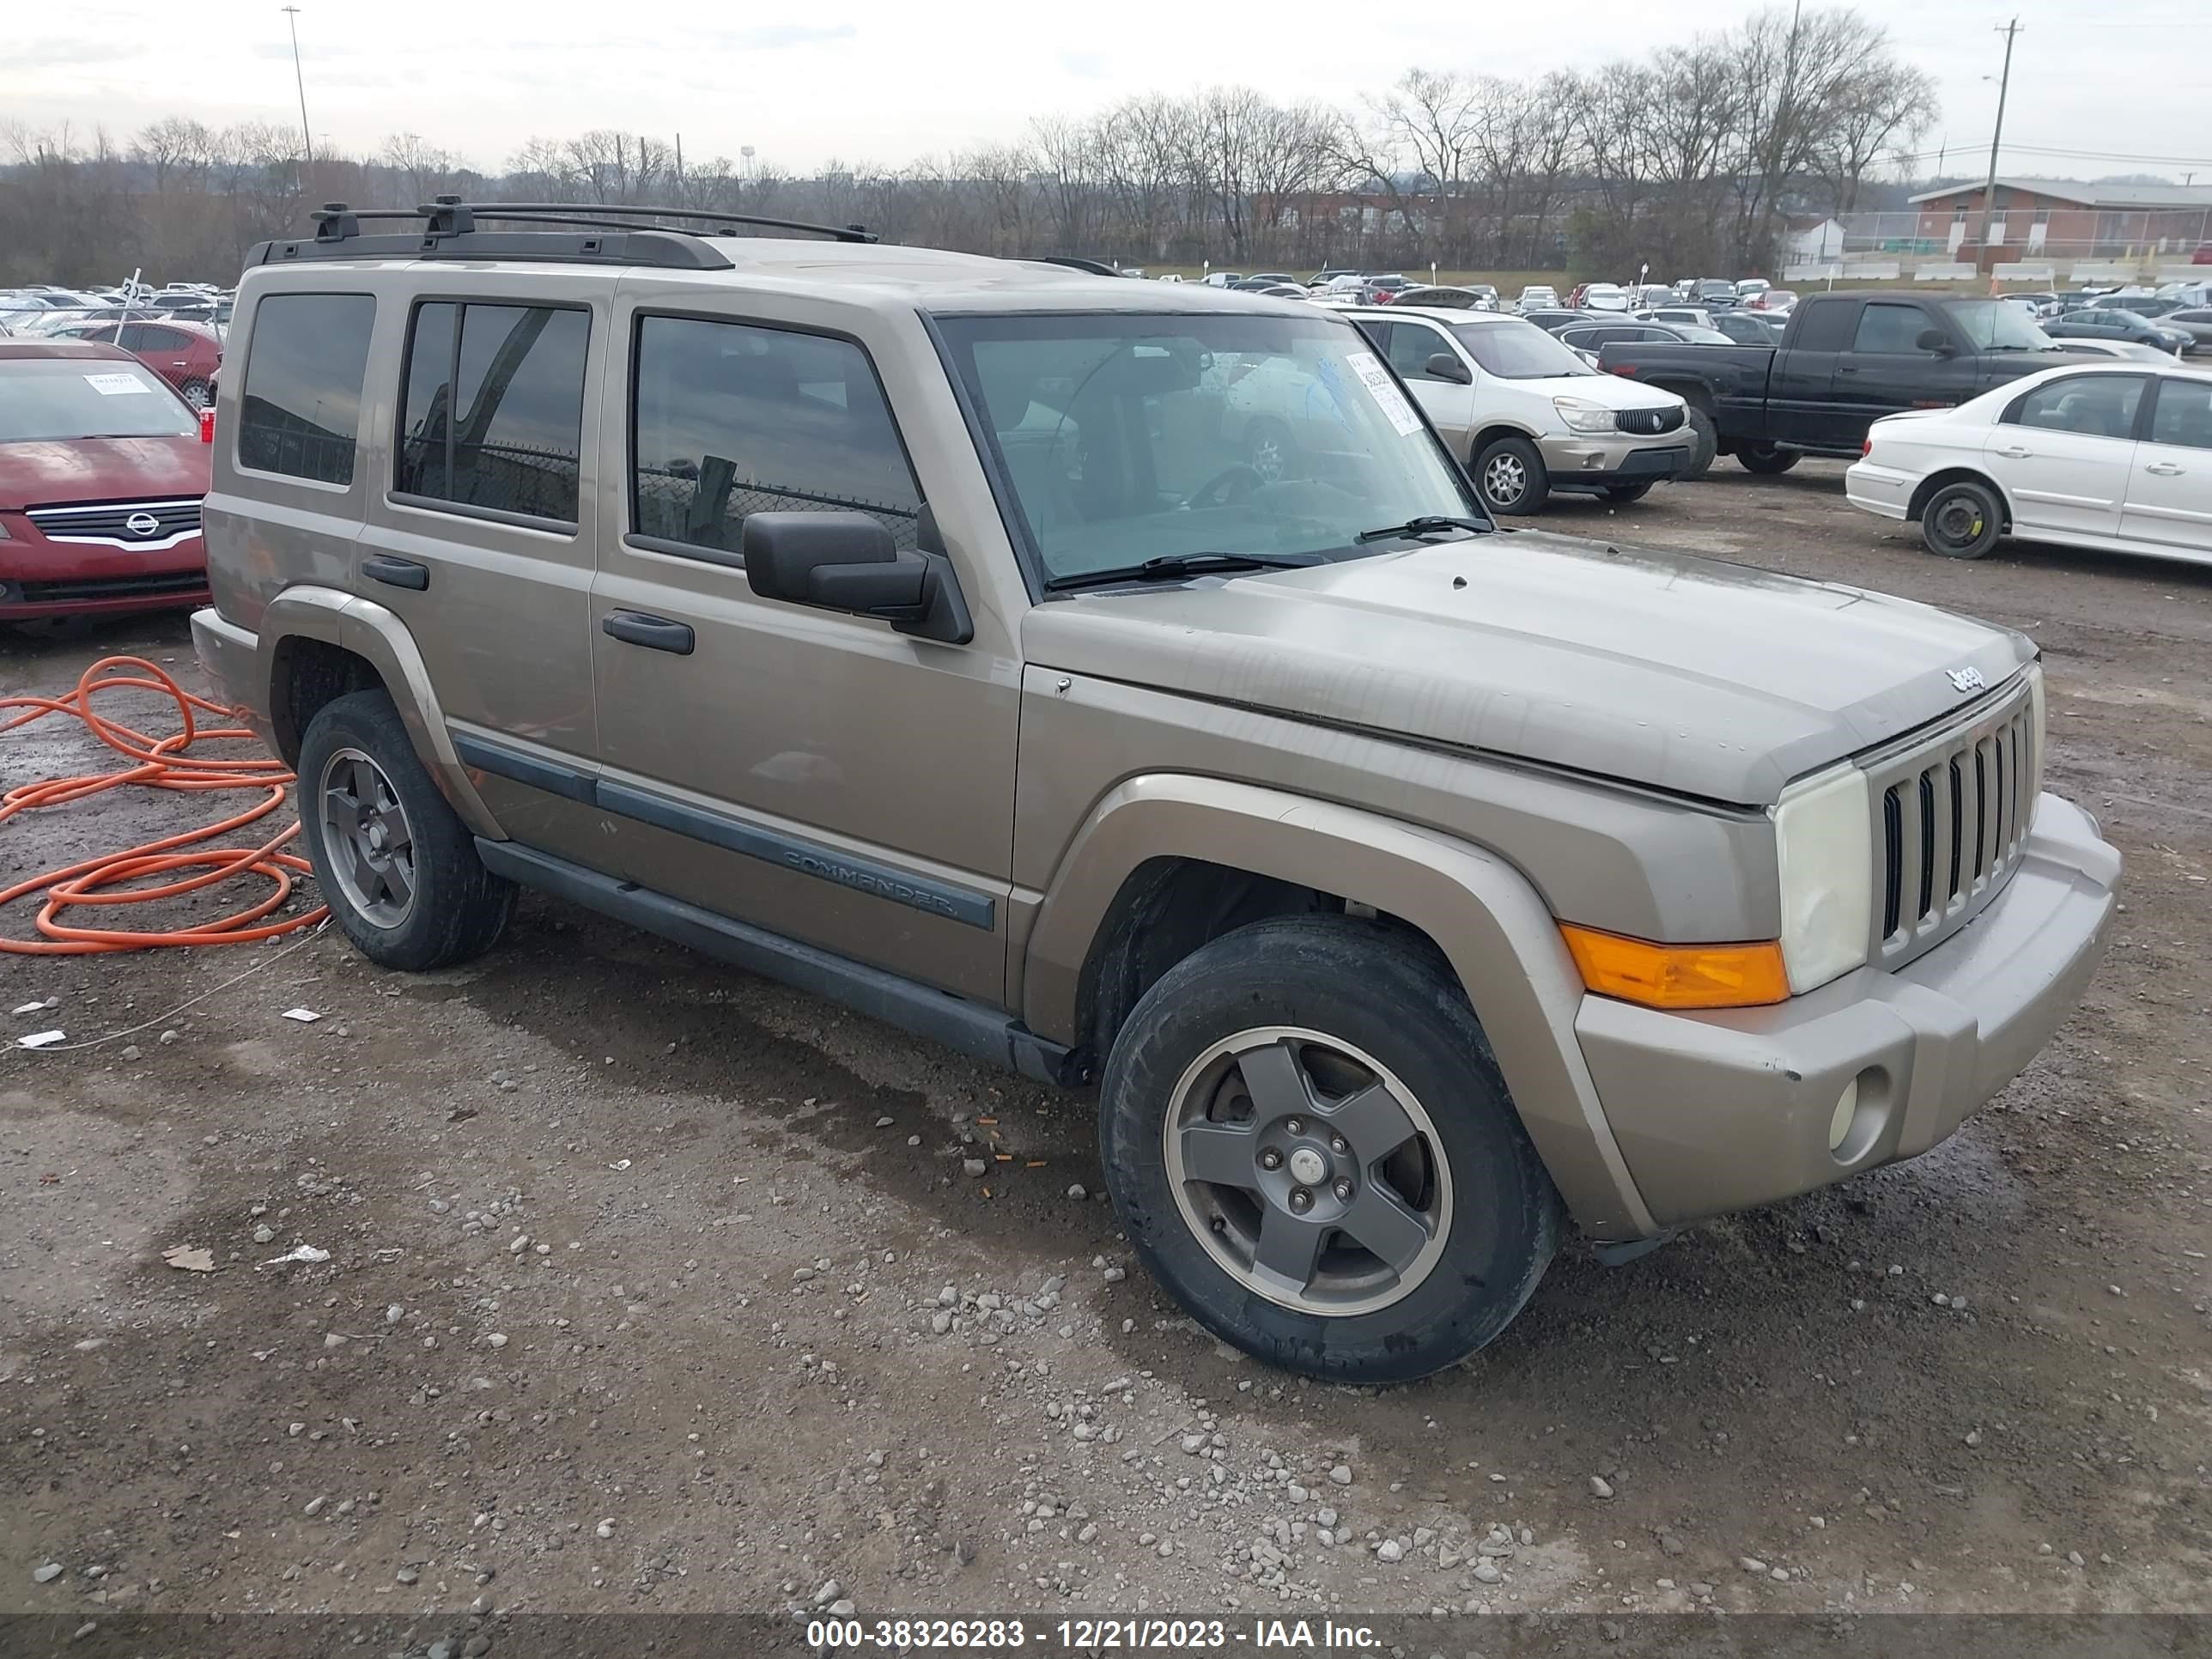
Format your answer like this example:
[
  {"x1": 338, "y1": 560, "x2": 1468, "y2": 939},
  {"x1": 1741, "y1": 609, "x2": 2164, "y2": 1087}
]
[
  {"x1": 259, "y1": 586, "x2": 504, "y2": 839},
  {"x1": 1022, "y1": 775, "x2": 1657, "y2": 1239}
]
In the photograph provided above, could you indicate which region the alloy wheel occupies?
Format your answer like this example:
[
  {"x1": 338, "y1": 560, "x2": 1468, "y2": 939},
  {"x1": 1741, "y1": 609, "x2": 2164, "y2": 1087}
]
[
  {"x1": 1162, "y1": 1026, "x2": 1453, "y2": 1316},
  {"x1": 318, "y1": 747, "x2": 416, "y2": 927}
]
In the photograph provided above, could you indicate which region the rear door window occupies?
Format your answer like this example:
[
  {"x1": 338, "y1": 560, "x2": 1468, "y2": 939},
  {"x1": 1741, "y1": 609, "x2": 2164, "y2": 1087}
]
[
  {"x1": 2005, "y1": 375, "x2": 2147, "y2": 439},
  {"x1": 237, "y1": 292, "x2": 376, "y2": 485},
  {"x1": 395, "y1": 301, "x2": 589, "y2": 525}
]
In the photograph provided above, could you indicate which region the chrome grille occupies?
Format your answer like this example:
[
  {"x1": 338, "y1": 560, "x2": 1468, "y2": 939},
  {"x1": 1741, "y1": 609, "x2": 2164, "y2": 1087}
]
[
  {"x1": 27, "y1": 498, "x2": 203, "y2": 546},
  {"x1": 1615, "y1": 406, "x2": 1686, "y2": 436},
  {"x1": 1863, "y1": 674, "x2": 2039, "y2": 966}
]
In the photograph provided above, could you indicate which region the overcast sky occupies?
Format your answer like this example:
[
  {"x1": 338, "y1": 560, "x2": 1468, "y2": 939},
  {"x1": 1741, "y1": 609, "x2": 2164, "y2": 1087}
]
[{"x1": 11, "y1": 0, "x2": 2210, "y2": 181}]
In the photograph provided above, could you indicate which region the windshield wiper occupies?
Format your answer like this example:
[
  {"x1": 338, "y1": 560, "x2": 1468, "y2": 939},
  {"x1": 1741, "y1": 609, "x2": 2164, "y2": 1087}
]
[
  {"x1": 1353, "y1": 514, "x2": 1491, "y2": 545},
  {"x1": 1044, "y1": 551, "x2": 1320, "y2": 592}
]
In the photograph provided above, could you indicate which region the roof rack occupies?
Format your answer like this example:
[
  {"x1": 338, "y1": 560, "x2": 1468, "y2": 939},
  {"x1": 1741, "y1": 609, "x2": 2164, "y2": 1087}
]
[{"x1": 246, "y1": 197, "x2": 878, "y2": 272}]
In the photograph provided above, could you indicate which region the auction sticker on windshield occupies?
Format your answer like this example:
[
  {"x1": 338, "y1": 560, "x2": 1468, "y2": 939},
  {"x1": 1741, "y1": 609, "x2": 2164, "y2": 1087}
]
[
  {"x1": 84, "y1": 373, "x2": 152, "y2": 396},
  {"x1": 1344, "y1": 351, "x2": 1425, "y2": 437}
]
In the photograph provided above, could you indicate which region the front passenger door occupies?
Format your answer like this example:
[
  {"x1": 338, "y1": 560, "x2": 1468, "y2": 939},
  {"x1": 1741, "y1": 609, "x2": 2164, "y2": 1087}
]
[
  {"x1": 1377, "y1": 318, "x2": 1476, "y2": 453},
  {"x1": 2118, "y1": 375, "x2": 2212, "y2": 556},
  {"x1": 589, "y1": 311, "x2": 1017, "y2": 1001}
]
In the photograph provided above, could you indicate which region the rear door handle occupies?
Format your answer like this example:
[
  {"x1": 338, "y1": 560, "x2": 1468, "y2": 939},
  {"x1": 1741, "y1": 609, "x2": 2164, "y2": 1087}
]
[
  {"x1": 1836, "y1": 365, "x2": 1861, "y2": 375},
  {"x1": 362, "y1": 554, "x2": 429, "y2": 591},
  {"x1": 2145, "y1": 462, "x2": 2185, "y2": 476},
  {"x1": 602, "y1": 611, "x2": 696, "y2": 655},
  {"x1": 1994, "y1": 447, "x2": 2032, "y2": 459}
]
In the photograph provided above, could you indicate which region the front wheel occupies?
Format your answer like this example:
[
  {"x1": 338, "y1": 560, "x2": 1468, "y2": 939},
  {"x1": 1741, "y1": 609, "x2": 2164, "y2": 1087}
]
[
  {"x1": 1919, "y1": 478, "x2": 2005, "y2": 560},
  {"x1": 1601, "y1": 483, "x2": 1655, "y2": 504},
  {"x1": 1098, "y1": 915, "x2": 1561, "y2": 1383},
  {"x1": 1678, "y1": 405, "x2": 1719, "y2": 479},
  {"x1": 1737, "y1": 443, "x2": 1800, "y2": 475},
  {"x1": 1474, "y1": 434, "x2": 1550, "y2": 515}
]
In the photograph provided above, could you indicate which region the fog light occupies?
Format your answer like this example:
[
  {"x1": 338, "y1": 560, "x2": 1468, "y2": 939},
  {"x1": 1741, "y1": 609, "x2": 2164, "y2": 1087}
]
[{"x1": 1827, "y1": 1079, "x2": 1860, "y2": 1152}]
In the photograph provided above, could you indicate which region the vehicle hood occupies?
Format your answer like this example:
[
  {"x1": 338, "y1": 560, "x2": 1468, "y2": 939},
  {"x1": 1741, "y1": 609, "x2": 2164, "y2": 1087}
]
[
  {"x1": 0, "y1": 435, "x2": 209, "y2": 511},
  {"x1": 1541, "y1": 373, "x2": 1687, "y2": 410},
  {"x1": 1021, "y1": 532, "x2": 2033, "y2": 806}
]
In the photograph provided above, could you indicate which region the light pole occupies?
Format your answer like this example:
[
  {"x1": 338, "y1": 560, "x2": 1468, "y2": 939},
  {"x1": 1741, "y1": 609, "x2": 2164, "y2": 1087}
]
[
  {"x1": 282, "y1": 6, "x2": 314, "y2": 183},
  {"x1": 1974, "y1": 18, "x2": 2021, "y2": 281}
]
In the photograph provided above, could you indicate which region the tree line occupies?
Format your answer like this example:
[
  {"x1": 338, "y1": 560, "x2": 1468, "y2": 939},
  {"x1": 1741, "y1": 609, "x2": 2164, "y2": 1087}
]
[{"x1": 2, "y1": 4, "x2": 1936, "y2": 288}]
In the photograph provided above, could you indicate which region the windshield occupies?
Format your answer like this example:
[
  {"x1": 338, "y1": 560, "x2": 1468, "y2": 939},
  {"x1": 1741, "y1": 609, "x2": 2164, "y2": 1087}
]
[
  {"x1": 1451, "y1": 319, "x2": 1596, "y2": 380},
  {"x1": 1949, "y1": 299, "x2": 2053, "y2": 350},
  {"x1": 937, "y1": 313, "x2": 1483, "y2": 586},
  {"x1": 1697, "y1": 282, "x2": 1735, "y2": 299},
  {"x1": 0, "y1": 357, "x2": 195, "y2": 442}
]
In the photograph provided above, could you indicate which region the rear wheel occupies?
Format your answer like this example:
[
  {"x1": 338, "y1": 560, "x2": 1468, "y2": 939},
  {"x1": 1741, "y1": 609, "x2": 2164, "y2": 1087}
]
[
  {"x1": 1679, "y1": 405, "x2": 1719, "y2": 479},
  {"x1": 1919, "y1": 478, "x2": 2005, "y2": 560},
  {"x1": 177, "y1": 378, "x2": 213, "y2": 410},
  {"x1": 1474, "y1": 434, "x2": 1550, "y2": 515},
  {"x1": 1737, "y1": 443, "x2": 1800, "y2": 475},
  {"x1": 298, "y1": 690, "x2": 515, "y2": 970},
  {"x1": 1098, "y1": 915, "x2": 1561, "y2": 1382}
]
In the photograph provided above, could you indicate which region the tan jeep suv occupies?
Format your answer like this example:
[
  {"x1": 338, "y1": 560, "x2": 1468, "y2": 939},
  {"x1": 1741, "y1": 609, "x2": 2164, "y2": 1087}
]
[{"x1": 193, "y1": 202, "x2": 2120, "y2": 1382}]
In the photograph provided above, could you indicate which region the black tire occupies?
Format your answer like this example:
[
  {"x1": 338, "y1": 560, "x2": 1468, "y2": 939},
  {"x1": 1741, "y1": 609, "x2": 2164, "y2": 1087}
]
[
  {"x1": 1737, "y1": 443, "x2": 1800, "y2": 475},
  {"x1": 1601, "y1": 483, "x2": 1655, "y2": 504},
  {"x1": 1098, "y1": 915, "x2": 1562, "y2": 1383},
  {"x1": 1473, "y1": 434, "x2": 1550, "y2": 515},
  {"x1": 297, "y1": 689, "x2": 514, "y2": 970},
  {"x1": 177, "y1": 378, "x2": 213, "y2": 410},
  {"x1": 1678, "y1": 404, "x2": 1719, "y2": 479},
  {"x1": 1243, "y1": 417, "x2": 1295, "y2": 484},
  {"x1": 1918, "y1": 478, "x2": 2005, "y2": 561}
]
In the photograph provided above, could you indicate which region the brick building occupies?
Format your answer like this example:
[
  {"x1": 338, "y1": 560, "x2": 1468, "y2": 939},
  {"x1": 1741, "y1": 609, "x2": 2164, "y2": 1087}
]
[{"x1": 1909, "y1": 178, "x2": 2212, "y2": 265}]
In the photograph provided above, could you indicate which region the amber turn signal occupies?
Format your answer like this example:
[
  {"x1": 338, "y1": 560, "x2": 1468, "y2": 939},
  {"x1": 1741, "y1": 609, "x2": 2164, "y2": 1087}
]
[{"x1": 1559, "y1": 925, "x2": 1790, "y2": 1010}]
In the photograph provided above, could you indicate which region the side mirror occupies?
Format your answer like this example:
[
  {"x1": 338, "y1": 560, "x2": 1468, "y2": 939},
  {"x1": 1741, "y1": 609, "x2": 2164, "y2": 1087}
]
[
  {"x1": 1916, "y1": 327, "x2": 1957, "y2": 356},
  {"x1": 1424, "y1": 352, "x2": 1473, "y2": 386},
  {"x1": 742, "y1": 510, "x2": 972, "y2": 645}
]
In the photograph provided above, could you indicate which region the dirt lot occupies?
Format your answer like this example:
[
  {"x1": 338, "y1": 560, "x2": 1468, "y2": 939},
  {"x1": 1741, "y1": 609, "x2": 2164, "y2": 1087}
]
[{"x1": 3, "y1": 461, "x2": 2209, "y2": 1633}]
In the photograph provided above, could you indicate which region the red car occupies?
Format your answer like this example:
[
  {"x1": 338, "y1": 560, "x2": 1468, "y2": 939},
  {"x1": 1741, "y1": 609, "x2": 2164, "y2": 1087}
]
[
  {"x1": 0, "y1": 340, "x2": 211, "y2": 624},
  {"x1": 65, "y1": 318, "x2": 223, "y2": 409}
]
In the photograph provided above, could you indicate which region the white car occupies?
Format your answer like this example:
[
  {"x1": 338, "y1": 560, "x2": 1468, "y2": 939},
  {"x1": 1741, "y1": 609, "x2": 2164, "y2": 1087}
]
[
  {"x1": 1346, "y1": 306, "x2": 1693, "y2": 514},
  {"x1": 1582, "y1": 283, "x2": 1631, "y2": 313},
  {"x1": 2043, "y1": 338, "x2": 2175, "y2": 364},
  {"x1": 1735, "y1": 278, "x2": 1771, "y2": 300},
  {"x1": 1515, "y1": 286, "x2": 1560, "y2": 314},
  {"x1": 1847, "y1": 362, "x2": 2212, "y2": 564}
]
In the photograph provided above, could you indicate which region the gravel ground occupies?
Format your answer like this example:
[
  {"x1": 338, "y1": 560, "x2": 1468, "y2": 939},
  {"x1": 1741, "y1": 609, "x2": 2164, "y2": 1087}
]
[{"x1": 3, "y1": 461, "x2": 2208, "y2": 1630}]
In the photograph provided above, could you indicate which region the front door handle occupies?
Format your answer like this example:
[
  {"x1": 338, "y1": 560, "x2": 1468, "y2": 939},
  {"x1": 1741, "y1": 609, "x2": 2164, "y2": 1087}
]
[
  {"x1": 362, "y1": 554, "x2": 429, "y2": 591},
  {"x1": 2146, "y1": 462, "x2": 2185, "y2": 476},
  {"x1": 602, "y1": 611, "x2": 696, "y2": 655},
  {"x1": 1994, "y1": 447, "x2": 2032, "y2": 459},
  {"x1": 1836, "y1": 365, "x2": 1861, "y2": 375}
]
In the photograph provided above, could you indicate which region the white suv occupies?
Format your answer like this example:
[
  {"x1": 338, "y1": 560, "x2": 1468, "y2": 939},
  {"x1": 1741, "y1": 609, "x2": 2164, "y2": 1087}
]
[{"x1": 1349, "y1": 307, "x2": 1692, "y2": 514}]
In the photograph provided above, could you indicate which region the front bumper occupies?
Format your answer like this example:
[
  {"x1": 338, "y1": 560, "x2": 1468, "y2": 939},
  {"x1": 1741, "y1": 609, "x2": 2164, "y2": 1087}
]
[
  {"x1": 0, "y1": 532, "x2": 210, "y2": 621},
  {"x1": 1577, "y1": 793, "x2": 2118, "y2": 1228},
  {"x1": 1844, "y1": 459, "x2": 1914, "y2": 520},
  {"x1": 1537, "y1": 433, "x2": 1691, "y2": 489}
]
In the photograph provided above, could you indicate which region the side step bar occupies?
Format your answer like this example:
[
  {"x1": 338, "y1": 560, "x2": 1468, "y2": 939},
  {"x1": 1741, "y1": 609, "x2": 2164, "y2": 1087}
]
[{"x1": 474, "y1": 838, "x2": 1085, "y2": 1088}]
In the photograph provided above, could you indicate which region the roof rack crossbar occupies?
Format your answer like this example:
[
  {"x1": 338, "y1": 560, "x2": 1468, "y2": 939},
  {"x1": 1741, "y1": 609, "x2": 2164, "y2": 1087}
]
[{"x1": 305, "y1": 199, "x2": 874, "y2": 245}]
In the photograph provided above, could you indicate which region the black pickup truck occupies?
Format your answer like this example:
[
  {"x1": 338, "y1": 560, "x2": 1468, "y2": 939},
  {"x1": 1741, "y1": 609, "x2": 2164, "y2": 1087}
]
[{"x1": 1598, "y1": 290, "x2": 2082, "y2": 477}]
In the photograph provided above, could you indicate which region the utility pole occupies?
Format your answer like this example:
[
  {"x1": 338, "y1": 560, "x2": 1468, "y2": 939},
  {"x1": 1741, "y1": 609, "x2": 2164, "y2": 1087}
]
[
  {"x1": 1975, "y1": 17, "x2": 2021, "y2": 279},
  {"x1": 281, "y1": 6, "x2": 314, "y2": 183}
]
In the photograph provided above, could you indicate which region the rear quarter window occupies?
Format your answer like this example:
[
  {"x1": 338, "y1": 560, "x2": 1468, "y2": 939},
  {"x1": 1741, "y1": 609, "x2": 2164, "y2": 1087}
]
[{"x1": 236, "y1": 292, "x2": 375, "y2": 486}]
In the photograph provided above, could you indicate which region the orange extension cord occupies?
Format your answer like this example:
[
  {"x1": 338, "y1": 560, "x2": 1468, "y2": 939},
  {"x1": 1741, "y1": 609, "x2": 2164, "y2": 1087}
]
[{"x1": 1, "y1": 655, "x2": 328, "y2": 954}]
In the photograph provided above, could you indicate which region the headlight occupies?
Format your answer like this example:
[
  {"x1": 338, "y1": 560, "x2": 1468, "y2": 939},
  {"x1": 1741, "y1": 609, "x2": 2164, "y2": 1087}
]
[
  {"x1": 1771, "y1": 763, "x2": 1874, "y2": 994},
  {"x1": 1551, "y1": 396, "x2": 1617, "y2": 434}
]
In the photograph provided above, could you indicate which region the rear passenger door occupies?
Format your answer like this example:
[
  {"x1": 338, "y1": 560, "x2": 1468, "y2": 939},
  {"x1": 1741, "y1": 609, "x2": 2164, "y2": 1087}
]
[
  {"x1": 357, "y1": 278, "x2": 611, "y2": 868},
  {"x1": 1764, "y1": 298, "x2": 1856, "y2": 447},
  {"x1": 588, "y1": 303, "x2": 1018, "y2": 1002},
  {"x1": 1982, "y1": 373, "x2": 2146, "y2": 543}
]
